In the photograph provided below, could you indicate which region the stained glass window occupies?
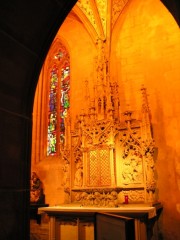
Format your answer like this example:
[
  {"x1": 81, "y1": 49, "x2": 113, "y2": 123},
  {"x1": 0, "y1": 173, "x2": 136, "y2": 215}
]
[{"x1": 47, "y1": 43, "x2": 70, "y2": 156}]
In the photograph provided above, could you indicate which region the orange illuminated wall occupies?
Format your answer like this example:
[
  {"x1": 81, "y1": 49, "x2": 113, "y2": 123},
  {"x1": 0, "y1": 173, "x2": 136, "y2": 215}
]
[{"x1": 32, "y1": 0, "x2": 180, "y2": 239}]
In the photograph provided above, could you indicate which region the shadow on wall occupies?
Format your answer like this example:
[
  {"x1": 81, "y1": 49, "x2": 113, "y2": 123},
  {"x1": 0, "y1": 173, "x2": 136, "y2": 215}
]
[{"x1": 161, "y1": 0, "x2": 180, "y2": 26}]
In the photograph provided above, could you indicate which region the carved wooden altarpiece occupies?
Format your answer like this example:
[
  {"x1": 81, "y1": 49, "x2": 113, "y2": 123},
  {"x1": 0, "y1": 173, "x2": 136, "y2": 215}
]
[
  {"x1": 60, "y1": 34, "x2": 156, "y2": 207},
  {"x1": 61, "y1": 84, "x2": 157, "y2": 207}
]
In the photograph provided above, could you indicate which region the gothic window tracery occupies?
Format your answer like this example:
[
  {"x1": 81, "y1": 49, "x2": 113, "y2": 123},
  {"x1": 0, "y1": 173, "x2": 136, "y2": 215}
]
[{"x1": 47, "y1": 43, "x2": 70, "y2": 156}]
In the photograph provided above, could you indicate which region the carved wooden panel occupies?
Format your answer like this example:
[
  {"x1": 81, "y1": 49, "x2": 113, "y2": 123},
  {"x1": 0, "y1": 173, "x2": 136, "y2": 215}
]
[{"x1": 87, "y1": 148, "x2": 111, "y2": 187}]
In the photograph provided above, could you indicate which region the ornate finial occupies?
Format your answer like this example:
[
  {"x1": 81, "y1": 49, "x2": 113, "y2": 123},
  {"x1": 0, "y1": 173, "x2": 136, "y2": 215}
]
[
  {"x1": 141, "y1": 85, "x2": 150, "y2": 114},
  {"x1": 123, "y1": 110, "x2": 133, "y2": 122}
]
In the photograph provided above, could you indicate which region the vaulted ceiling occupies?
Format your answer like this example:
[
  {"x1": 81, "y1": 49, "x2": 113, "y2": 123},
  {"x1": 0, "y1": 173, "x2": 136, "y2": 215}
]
[
  {"x1": 71, "y1": 0, "x2": 179, "y2": 43},
  {"x1": 72, "y1": 0, "x2": 128, "y2": 40}
]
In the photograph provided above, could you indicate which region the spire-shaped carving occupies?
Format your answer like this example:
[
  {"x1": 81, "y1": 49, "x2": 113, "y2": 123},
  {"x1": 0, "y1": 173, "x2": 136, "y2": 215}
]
[{"x1": 141, "y1": 86, "x2": 152, "y2": 140}]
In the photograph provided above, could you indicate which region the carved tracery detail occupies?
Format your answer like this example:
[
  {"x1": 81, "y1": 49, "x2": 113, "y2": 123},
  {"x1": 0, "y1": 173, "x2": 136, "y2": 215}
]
[{"x1": 112, "y1": 0, "x2": 129, "y2": 27}]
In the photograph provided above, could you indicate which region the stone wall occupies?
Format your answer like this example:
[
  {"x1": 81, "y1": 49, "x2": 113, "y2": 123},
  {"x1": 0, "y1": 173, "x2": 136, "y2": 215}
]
[{"x1": 31, "y1": 0, "x2": 180, "y2": 239}]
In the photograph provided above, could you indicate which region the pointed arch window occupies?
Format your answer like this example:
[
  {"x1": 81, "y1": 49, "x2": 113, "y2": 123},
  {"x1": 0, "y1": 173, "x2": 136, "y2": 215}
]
[{"x1": 47, "y1": 42, "x2": 70, "y2": 156}]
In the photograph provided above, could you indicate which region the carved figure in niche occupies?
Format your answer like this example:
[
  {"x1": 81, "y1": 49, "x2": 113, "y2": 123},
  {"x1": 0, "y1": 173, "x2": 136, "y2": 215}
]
[
  {"x1": 74, "y1": 160, "x2": 83, "y2": 187},
  {"x1": 122, "y1": 159, "x2": 132, "y2": 183},
  {"x1": 62, "y1": 159, "x2": 70, "y2": 188},
  {"x1": 74, "y1": 192, "x2": 82, "y2": 202},
  {"x1": 131, "y1": 158, "x2": 143, "y2": 182},
  {"x1": 145, "y1": 152, "x2": 156, "y2": 190},
  {"x1": 94, "y1": 192, "x2": 102, "y2": 206},
  {"x1": 30, "y1": 172, "x2": 44, "y2": 204},
  {"x1": 123, "y1": 157, "x2": 142, "y2": 183},
  {"x1": 141, "y1": 140, "x2": 156, "y2": 191},
  {"x1": 106, "y1": 191, "x2": 118, "y2": 207},
  {"x1": 122, "y1": 137, "x2": 143, "y2": 184},
  {"x1": 101, "y1": 191, "x2": 107, "y2": 206},
  {"x1": 86, "y1": 193, "x2": 95, "y2": 206}
]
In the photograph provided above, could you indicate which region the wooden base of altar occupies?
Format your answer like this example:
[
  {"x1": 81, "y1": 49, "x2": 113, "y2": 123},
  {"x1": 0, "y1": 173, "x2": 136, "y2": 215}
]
[{"x1": 38, "y1": 203, "x2": 162, "y2": 240}]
